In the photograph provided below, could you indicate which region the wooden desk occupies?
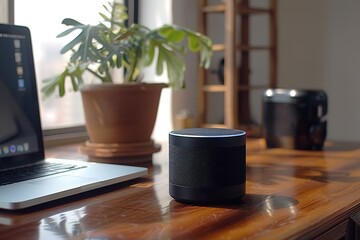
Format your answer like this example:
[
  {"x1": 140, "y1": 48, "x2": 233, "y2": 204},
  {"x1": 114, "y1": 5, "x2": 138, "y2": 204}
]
[{"x1": 1, "y1": 139, "x2": 360, "y2": 239}]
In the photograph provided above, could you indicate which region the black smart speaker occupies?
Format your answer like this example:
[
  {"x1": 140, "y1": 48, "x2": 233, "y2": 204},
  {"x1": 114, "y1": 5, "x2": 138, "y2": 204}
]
[
  {"x1": 263, "y1": 89, "x2": 327, "y2": 150},
  {"x1": 169, "y1": 128, "x2": 246, "y2": 203}
]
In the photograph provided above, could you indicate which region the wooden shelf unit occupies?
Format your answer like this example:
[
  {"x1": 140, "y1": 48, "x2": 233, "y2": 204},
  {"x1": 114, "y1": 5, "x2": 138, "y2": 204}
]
[{"x1": 197, "y1": 0, "x2": 277, "y2": 131}]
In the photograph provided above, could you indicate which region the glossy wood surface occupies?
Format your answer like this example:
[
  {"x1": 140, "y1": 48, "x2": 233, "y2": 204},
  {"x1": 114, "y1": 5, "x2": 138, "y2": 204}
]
[{"x1": 1, "y1": 139, "x2": 360, "y2": 239}]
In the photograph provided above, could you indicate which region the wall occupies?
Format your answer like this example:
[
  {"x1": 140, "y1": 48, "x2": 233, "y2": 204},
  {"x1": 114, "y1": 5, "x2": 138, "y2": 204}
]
[
  {"x1": 172, "y1": 0, "x2": 360, "y2": 142},
  {"x1": 171, "y1": 0, "x2": 199, "y2": 125},
  {"x1": 141, "y1": 0, "x2": 202, "y2": 141},
  {"x1": 142, "y1": 0, "x2": 360, "y2": 141},
  {"x1": 139, "y1": 0, "x2": 173, "y2": 142},
  {"x1": 278, "y1": 0, "x2": 360, "y2": 141},
  {"x1": 0, "y1": 0, "x2": 8, "y2": 23},
  {"x1": 172, "y1": 1, "x2": 275, "y2": 130}
]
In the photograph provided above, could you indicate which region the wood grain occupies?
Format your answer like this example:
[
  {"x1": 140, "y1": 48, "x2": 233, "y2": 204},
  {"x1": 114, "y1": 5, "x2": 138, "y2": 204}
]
[{"x1": 1, "y1": 139, "x2": 360, "y2": 239}]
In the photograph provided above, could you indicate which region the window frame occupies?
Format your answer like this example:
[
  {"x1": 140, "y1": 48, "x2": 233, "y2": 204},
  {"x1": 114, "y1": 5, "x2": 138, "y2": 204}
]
[
  {"x1": 9, "y1": 0, "x2": 139, "y2": 147},
  {"x1": 8, "y1": 0, "x2": 13, "y2": 23}
]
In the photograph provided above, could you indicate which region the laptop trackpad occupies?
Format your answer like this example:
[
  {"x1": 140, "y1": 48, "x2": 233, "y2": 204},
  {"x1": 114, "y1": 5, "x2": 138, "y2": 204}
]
[{"x1": 28, "y1": 175, "x2": 100, "y2": 189}]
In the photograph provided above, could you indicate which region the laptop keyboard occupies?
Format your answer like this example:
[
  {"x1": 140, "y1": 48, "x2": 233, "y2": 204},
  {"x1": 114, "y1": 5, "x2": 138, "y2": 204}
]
[{"x1": 0, "y1": 162, "x2": 86, "y2": 186}]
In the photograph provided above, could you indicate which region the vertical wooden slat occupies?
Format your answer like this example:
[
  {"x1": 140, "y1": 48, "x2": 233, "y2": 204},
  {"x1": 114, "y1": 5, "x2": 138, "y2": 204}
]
[
  {"x1": 239, "y1": 0, "x2": 251, "y2": 125},
  {"x1": 197, "y1": 0, "x2": 207, "y2": 127},
  {"x1": 269, "y1": 0, "x2": 277, "y2": 88},
  {"x1": 224, "y1": 0, "x2": 238, "y2": 129},
  {"x1": 197, "y1": 0, "x2": 277, "y2": 130}
]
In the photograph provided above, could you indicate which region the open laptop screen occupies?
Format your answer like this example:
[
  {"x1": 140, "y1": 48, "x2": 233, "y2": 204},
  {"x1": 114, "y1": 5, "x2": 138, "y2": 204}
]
[{"x1": 0, "y1": 24, "x2": 44, "y2": 168}]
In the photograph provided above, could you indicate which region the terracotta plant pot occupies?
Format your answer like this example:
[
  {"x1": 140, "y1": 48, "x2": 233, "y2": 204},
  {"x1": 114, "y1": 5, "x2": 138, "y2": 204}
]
[{"x1": 79, "y1": 83, "x2": 166, "y2": 162}]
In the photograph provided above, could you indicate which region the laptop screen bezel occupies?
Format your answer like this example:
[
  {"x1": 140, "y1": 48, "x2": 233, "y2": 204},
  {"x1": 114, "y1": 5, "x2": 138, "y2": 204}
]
[{"x1": 0, "y1": 24, "x2": 45, "y2": 169}]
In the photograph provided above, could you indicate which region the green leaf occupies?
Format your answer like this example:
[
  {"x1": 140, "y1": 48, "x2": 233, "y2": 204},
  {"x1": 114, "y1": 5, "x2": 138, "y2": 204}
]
[
  {"x1": 115, "y1": 51, "x2": 122, "y2": 68},
  {"x1": 156, "y1": 44, "x2": 185, "y2": 88},
  {"x1": 145, "y1": 41, "x2": 155, "y2": 66},
  {"x1": 62, "y1": 18, "x2": 84, "y2": 26},
  {"x1": 44, "y1": 1, "x2": 213, "y2": 98},
  {"x1": 41, "y1": 77, "x2": 60, "y2": 99},
  {"x1": 99, "y1": 12, "x2": 110, "y2": 22},
  {"x1": 41, "y1": 64, "x2": 88, "y2": 98},
  {"x1": 58, "y1": 74, "x2": 66, "y2": 97},
  {"x1": 188, "y1": 36, "x2": 200, "y2": 51},
  {"x1": 56, "y1": 27, "x2": 80, "y2": 38},
  {"x1": 156, "y1": 50, "x2": 164, "y2": 75},
  {"x1": 158, "y1": 25, "x2": 173, "y2": 36},
  {"x1": 60, "y1": 30, "x2": 85, "y2": 54},
  {"x1": 167, "y1": 30, "x2": 184, "y2": 43},
  {"x1": 70, "y1": 76, "x2": 78, "y2": 91}
]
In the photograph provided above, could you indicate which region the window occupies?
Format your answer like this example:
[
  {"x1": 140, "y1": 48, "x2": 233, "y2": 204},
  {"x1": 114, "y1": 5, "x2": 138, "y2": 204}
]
[
  {"x1": 0, "y1": 0, "x2": 9, "y2": 23},
  {"x1": 14, "y1": 0, "x2": 111, "y2": 130},
  {"x1": 10, "y1": 0, "x2": 172, "y2": 143}
]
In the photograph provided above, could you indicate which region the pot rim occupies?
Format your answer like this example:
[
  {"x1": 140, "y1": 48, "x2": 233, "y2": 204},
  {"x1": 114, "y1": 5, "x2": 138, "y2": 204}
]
[{"x1": 80, "y1": 82, "x2": 168, "y2": 92}]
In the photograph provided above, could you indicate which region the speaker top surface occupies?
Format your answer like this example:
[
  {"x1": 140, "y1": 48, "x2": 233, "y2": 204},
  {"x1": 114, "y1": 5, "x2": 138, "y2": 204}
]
[
  {"x1": 263, "y1": 88, "x2": 327, "y2": 104},
  {"x1": 169, "y1": 128, "x2": 246, "y2": 148}
]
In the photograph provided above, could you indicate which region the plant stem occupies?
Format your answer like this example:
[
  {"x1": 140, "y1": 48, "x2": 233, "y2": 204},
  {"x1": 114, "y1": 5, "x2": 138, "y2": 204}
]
[{"x1": 86, "y1": 67, "x2": 112, "y2": 83}]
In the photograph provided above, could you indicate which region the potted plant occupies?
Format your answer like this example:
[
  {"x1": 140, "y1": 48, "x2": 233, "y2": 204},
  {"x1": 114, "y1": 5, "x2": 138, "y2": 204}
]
[{"x1": 42, "y1": 1, "x2": 212, "y2": 163}]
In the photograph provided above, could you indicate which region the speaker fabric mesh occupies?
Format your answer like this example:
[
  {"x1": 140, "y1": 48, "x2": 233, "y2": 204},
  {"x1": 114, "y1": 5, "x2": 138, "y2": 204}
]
[
  {"x1": 169, "y1": 128, "x2": 246, "y2": 203},
  {"x1": 169, "y1": 145, "x2": 245, "y2": 187}
]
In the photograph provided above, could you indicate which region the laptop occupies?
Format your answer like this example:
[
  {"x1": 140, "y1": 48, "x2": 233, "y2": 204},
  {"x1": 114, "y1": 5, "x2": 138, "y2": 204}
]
[{"x1": 0, "y1": 24, "x2": 147, "y2": 210}]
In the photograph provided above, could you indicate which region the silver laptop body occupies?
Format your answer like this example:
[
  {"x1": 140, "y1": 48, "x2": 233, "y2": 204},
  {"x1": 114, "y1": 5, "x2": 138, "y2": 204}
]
[{"x1": 0, "y1": 24, "x2": 147, "y2": 210}]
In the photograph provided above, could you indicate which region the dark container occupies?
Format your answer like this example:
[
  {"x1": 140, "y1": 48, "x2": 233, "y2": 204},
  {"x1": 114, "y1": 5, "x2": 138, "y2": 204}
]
[
  {"x1": 169, "y1": 128, "x2": 246, "y2": 203},
  {"x1": 262, "y1": 89, "x2": 327, "y2": 150}
]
